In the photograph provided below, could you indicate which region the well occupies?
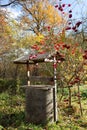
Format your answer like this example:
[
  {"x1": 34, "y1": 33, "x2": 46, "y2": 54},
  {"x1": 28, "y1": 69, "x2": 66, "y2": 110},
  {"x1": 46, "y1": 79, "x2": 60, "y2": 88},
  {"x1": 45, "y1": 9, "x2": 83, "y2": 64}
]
[
  {"x1": 25, "y1": 85, "x2": 54, "y2": 125},
  {"x1": 14, "y1": 51, "x2": 65, "y2": 124}
]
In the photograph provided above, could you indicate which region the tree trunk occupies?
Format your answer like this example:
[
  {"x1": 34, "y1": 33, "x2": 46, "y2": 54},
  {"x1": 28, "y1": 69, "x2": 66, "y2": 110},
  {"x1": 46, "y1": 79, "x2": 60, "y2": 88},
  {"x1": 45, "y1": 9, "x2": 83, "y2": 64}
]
[
  {"x1": 68, "y1": 86, "x2": 72, "y2": 107},
  {"x1": 77, "y1": 84, "x2": 83, "y2": 116}
]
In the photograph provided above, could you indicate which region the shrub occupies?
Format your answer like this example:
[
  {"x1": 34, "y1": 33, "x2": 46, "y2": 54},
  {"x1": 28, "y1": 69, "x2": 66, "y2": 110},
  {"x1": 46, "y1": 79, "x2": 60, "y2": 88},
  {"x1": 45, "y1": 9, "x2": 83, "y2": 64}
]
[
  {"x1": 81, "y1": 90, "x2": 87, "y2": 99},
  {"x1": 0, "y1": 78, "x2": 17, "y2": 93}
]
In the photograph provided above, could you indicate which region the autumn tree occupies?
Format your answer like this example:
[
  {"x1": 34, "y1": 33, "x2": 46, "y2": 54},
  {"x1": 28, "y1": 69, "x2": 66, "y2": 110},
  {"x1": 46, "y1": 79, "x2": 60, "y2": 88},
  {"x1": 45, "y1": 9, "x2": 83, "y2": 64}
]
[
  {"x1": 0, "y1": 9, "x2": 13, "y2": 55},
  {"x1": 0, "y1": 9, "x2": 24, "y2": 80},
  {"x1": 18, "y1": 0, "x2": 62, "y2": 35}
]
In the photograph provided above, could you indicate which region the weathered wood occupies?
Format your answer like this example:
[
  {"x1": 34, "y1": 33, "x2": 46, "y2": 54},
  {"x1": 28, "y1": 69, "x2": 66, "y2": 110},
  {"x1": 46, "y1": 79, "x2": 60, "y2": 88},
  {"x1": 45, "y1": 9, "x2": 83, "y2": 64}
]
[
  {"x1": 27, "y1": 61, "x2": 30, "y2": 86},
  {"x1": 53, "y1": 56, "x2": 58, "y2": 122},
  {"x1": 25, "y1": 85, "x2": 54, "y2": 125},
  {"x1": 29, "y1": 76, "x2": 54, "y2": 82}
]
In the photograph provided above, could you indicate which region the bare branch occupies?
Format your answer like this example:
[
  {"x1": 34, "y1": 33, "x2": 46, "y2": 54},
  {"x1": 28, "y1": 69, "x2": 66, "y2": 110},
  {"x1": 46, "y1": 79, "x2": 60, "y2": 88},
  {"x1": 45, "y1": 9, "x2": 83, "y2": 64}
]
[{"x1": 0, "y1": 0, "x2": 16, "y2": 7}]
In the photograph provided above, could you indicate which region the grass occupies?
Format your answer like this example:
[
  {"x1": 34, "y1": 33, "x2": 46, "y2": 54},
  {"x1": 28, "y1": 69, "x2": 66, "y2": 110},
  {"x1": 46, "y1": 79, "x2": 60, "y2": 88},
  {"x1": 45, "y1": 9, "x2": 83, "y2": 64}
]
[{"x1": 0, "y1": 85, "x2": 87, "y2": 130}]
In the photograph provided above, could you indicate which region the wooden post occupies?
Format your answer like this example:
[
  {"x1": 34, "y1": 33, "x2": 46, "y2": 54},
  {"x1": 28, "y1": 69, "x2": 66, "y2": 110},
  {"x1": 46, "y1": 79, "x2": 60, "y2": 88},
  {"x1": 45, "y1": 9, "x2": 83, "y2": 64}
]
[
  {"x1": 27, "y1": 61, "x2": 30, "y2": 86},
  {"x1": 53, "y1": 56, "x2": 58, "y2": 122}
]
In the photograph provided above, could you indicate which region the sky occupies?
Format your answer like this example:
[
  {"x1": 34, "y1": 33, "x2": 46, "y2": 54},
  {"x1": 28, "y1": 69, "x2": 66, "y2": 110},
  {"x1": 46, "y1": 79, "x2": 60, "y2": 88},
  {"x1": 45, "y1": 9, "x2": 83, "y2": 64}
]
[
  {"x1": 56, "y1": 0, "x2": 87, "y2": 20},
  {"x1": 0, "y1": 0, "x2": 22, "y2": 19},
  {"x1": 1, "y1": 0, "x2": 87, "y2": 22}
]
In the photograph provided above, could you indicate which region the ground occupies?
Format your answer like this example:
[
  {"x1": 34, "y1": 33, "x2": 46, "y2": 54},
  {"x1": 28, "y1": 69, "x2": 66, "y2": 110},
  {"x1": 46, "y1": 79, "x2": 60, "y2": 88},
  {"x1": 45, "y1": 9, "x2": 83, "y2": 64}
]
[{"x1": 0, "y1": 85, "x2": 87, "y2": 130}]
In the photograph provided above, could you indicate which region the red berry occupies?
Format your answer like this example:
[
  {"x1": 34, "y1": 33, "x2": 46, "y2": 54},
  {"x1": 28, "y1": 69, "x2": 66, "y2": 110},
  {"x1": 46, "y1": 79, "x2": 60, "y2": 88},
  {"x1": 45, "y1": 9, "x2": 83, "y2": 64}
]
[
  {"x1": 65, "y1": 26, "x2": 71, "y2": 30},
  {"x1": 72, "y1": 26, "x2": 76, "y2": 30},
  {"x1": 63, "y1": 44, "x2": 70, "y2": 49},
  {"x1": 53, "y1": 63, "x2": 57, "y2": 68},
  {"x1": 47, "y1": 26, "x2": 50, "y2": 31},
  {"x1": 64, "y1": 99, "x2": 69, "y2": 102},
  {"x1": 68, "y1": 4, "x2": 71, "y2": 7},
  {"x1": 66, "y1": 45, "x2": 70, "y2": 49},
  {"x1": 76, "y1": 21, "x2": 82, "y2": 27},
  {"x1": 84, "y1": 50, "x2": 87, "y2": 54},
  {"x1": 62, "y1": 12, "x2": 65, "y2": 14},
  {"x1": 62, "y1": 4, "x2": 65, "y2": 7},
  {"x1": 83, "y1": 54, "x2": 87, "y2": 59},
  {"x1": 39, "y1": 51, "x2": 45, "y2": 54},
  {"x1": 69, "y1": 14, "x2": 72, "y2": 18},
  {"x1": 69, "y1": 10, "x2": 72, "y2": 13},
  {"x1": 74, "y1": 29, "x2": 78, "y2": 32},
  {"x1": 68, "y1": 22, "x2": 72, "y2": 25},
  {"x1": 55, "y1": 5, "x2": 58, "y2": 8},
  {"x1": 58, "y1": 7, "x2": 63, "y2": 11}
]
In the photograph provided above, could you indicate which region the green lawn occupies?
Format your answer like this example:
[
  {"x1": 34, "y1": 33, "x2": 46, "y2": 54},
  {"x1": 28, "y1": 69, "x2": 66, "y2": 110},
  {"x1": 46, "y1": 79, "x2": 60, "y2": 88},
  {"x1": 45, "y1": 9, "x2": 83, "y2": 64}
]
[{"x1": 0, "y1": 85, "x2": 87, "y2": 130}]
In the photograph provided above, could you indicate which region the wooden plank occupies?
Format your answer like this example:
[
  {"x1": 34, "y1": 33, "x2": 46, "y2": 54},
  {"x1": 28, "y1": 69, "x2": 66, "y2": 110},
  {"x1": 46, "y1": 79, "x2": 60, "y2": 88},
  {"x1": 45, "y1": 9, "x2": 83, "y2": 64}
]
[{"x1": 29, "y1": 76, "x2": 54, "y2": 82}]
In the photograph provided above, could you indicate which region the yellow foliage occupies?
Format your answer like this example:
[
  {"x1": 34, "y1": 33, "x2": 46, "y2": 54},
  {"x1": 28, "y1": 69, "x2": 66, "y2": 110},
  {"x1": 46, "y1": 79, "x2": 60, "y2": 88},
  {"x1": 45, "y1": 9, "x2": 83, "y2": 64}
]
[
  {"x1": 21, "y1": 0, "x2": 62, "y2": 34},
  {"x1": 0, "y1": 11, "x2": 15, "y2": 55},
  {"x1": 45, "y1": 4, "x2": 62, "y2": 26},
  {"x1": 35, "y1": 34, "x2": 44, "y2": 42}
]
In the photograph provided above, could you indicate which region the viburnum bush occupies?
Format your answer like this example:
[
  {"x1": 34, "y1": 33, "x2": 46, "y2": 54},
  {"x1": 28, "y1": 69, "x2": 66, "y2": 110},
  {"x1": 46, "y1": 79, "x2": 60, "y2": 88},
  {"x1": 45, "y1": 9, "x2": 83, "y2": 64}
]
[
  {"x1": 29, "y1": 1, "x2": 87, "y2": 110},
  {"x1": 55, "y1": 1, "x2": 82, "y2": 33}
]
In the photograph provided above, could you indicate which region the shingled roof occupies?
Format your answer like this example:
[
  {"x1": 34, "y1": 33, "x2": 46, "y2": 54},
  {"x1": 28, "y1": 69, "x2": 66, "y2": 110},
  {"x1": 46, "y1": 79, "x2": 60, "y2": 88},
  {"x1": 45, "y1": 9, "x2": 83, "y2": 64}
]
[{"x1": 14, "y1": 51, "x2": 65, "y2": 64}]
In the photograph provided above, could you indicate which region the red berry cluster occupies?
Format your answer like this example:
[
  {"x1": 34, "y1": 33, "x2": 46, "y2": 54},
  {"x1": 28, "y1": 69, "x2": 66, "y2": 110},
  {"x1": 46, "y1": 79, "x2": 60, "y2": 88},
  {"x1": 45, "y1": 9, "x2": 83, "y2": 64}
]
[
  {"x1": 83, "y1": 50, "x2": 87, "y2": 60},
  {"x1": 63, "y1": 44, "x2": 70, "y2": 49},
  {"x1": 55, "y1": 3, "x2": 71, "y2": 14},
  {"x1": 29, "y1": 54, "x2": 37, "y2": 59},
  {"x1": 69, "y1": 76, "x2": 80, "y2": 85},
  {"x1": 47, "y1": 26, "x2": 51, "y2": 31},
  {"x1": 63, "y1": 98, "x2": 69, "y2": 103},
  {"x1": 66, "y1": 20, "x2": 82, "y2": 32},
  {"x1": 55, "y1": 2, "x2": 82, "y2": 32},
  {"x1": 56, "y1": 52, "x2": 65, "y2": 62},
  {"x1": 31, "y1": 44, "x2": 40, "y2": 50}
]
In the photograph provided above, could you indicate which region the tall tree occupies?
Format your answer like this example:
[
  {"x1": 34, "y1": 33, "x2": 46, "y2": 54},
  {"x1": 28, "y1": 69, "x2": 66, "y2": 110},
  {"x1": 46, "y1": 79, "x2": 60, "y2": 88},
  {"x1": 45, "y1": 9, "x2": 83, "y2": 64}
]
[
  {"x1": 0, "y1": 9, "x2": 13, "y2": 55},
  {"x1": 19, "y1": 0, "x2": 62, "y2": 35}
]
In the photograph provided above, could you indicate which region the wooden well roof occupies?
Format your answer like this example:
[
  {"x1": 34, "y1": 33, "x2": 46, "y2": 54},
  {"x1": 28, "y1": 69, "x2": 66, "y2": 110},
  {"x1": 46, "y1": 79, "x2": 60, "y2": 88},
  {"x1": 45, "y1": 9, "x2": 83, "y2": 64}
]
[{"x1": 14, "y1": 51, "x2": 65, "y2": 64}]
